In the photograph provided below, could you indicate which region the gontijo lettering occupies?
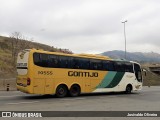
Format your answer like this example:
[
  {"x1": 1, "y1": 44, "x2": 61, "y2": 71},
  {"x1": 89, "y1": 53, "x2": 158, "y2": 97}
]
[{"x1": 68, "y1": 71, "x2": 98, "y2": 77}]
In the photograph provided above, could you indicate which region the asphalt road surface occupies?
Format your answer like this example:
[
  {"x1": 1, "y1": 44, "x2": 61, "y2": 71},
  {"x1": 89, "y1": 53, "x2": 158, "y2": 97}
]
[{"x1": 0, "y1": 86, "x2": 160, "y2": 120}]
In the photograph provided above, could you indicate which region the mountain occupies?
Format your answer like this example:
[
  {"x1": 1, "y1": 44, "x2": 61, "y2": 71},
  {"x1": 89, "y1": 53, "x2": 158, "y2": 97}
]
[{"x1": 101, "y1": 50, "x2": 160, "y2": 63}]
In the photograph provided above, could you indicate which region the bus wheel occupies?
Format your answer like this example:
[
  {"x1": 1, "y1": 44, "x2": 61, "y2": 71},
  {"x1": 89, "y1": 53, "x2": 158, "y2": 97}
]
[
  {"x1": 125, "y1": 84, "x2": 132, "y2": 94},
  {"x1": 69, "y1": 84, "x2": 81, "y2": 97},
  {"x1": 56, "y1": 85, "x2": 68, "y2": 98}
]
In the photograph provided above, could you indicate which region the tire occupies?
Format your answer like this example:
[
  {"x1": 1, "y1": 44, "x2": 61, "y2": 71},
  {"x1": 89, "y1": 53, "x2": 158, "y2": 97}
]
[
  {"x1": 69, "y1": 84, "x2": 81, "y2": 97},
  {"x1": 56, "y1": 85, "x2": 68, "y2": 98},
  {"x1": 125, "y1": 85, "x2": 132, "y2": 94}
]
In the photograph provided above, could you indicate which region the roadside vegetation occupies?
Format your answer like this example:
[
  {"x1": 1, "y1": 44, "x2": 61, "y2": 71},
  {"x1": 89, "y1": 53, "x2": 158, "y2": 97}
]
[{"x1": 0, "y1": 33, "x2": 72, "y2": 78}]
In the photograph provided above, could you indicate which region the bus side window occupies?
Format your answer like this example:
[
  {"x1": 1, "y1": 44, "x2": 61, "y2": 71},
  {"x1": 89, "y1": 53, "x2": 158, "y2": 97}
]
[
  {"x1": 67, "y1": 57, "x2": 74, "y2": 69},
  {"x1": 58, "y1": 56, "x2": 69, "y2": 68},
  {"x1": 103, "y1": 61, "x2": 115, "y2": 71},
  {"x1": 33, "y1": 53, "x2": 41, "y2": 66},
  {"x1": 90, "y1": 60, "x2": 96, "y2": 70},
  {"x1": 48, "y1": 55, "x2": 58, "y2": 68},
  {"x1": 72, "y1": 58, "x2": 80, "y2": 69},
  {"x1": 90, "y1": 60, "x2": 102, "y2": 70},
  {"x1": 79, "y1": 58, "x2": 90, "y2": 70},
  {"x1": 40, "y1": 53, "x2": 49, "y2": 67},
  {"x1": 114, "y1": 62, "x2": 125, "y2": 72},
  {"x1": 125, "y1": 63, "x2": 134, "y2": 73}
]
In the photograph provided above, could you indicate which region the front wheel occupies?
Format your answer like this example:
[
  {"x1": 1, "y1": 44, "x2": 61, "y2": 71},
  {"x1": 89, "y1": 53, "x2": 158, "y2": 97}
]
[{"x1": 125, "y1": 85, "x2": 132, "y2": 94}]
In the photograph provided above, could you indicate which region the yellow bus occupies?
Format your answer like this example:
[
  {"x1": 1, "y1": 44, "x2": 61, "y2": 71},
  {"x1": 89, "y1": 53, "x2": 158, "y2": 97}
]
[{"x1": 16, "y1": 49, "x2": 142, "y2": 97}]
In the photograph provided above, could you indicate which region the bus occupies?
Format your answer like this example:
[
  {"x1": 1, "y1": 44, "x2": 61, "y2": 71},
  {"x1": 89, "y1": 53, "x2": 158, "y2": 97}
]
[{"x1": 16, "y1": 49, "x2": 143, "y2": 97}]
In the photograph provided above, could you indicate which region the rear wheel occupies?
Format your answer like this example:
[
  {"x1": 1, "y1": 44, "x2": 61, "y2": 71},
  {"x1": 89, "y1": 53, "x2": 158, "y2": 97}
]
[
  {"x1": 56, "y1": 85, "x2": 68, "y2": 98},
  {"x1": 125, "y1": 85, "x2": 132, "y2": 94},
  {"x1": 69, "y1": 84, "x2": 81, "y2": 97}
]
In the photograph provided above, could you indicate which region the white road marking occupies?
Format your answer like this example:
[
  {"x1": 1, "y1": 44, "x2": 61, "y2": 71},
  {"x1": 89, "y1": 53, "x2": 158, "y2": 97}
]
[{"x1": 6, "y1": 101, "x2": 39, "y2": 105}]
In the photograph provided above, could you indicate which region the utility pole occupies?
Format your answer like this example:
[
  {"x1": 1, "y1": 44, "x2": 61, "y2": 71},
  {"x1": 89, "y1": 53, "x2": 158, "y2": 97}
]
[{"x1": 122, "y1": 20, "x2": 127, "y2": 59}]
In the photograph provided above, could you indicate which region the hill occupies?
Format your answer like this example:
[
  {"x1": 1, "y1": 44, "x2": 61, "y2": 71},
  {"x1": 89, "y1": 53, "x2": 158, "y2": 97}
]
[
  {"x1": 101, "y1": 50, "x2": 160, "y2": 63},
  {"x1": 0, "y1": 35, "x2": 72, "y2": 78}
]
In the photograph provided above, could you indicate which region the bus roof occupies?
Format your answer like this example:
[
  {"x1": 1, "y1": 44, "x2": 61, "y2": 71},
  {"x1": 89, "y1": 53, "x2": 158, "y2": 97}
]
[
  {"x1": 29, "y1": 49, "x2": 111, "y2": 60},
  {"x1": 77, "y1": 53, "x2": 110, "y2": 59},
  {"x1": 26, "y1": 49, "x2": 140, "y2": 64}
]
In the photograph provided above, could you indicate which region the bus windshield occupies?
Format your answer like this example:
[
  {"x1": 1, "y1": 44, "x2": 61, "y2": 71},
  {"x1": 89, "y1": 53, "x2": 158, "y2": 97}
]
[{"x1": 134, "y1": 63, "x2": 142, "y2": 82}]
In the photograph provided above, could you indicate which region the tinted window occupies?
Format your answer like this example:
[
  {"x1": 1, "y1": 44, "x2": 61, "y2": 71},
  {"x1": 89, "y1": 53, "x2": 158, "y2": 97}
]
[
  {"x1": 134, "y1": 64, "x2": 141, "y2": 72},
  {"x1": 33, "y1": 53, "x2": 135, "y2": 73},
  {"x1": 70, "y1": 57, "x2": 90, "y2": 69},
  {"x1": 34, "y1": 53, "x2": 58, "y2": 68},
  {"x1": 102, "y1": 61, "x2": 115, "y2": 71},
  {"x1": 125, "y1": 63, "x2": 133, "y2": 73},
  {"x1": 41, "y1": 54, "x2": 49, "y2": 67},
  {"x1": 90, "y1": 60, "x2": 102, "y2": 70},
  {"x1": 33, "y1": 53, "x2": 49, "y2": 67},
  {"x1": 72, "y1": 58, "x2": 81, "y2": 69},
  {"x1": 33, "y1": 53, "x2": 41, "y2": 66},
  {"x1": 58, "y1": 56, "x2": 69, "y2": 68},
  {"x1": 79, "y1": 58, "x2": 90, "y2": 69},
  {"x1": 134, "y1": 63, "x2": 142, "y2": 82},
  {"x1": 48, "y1": 54, "x2": 58, "y2": 68},
  {"x1": 114, "y1": 62, "x2": 125, "y2": 72}
]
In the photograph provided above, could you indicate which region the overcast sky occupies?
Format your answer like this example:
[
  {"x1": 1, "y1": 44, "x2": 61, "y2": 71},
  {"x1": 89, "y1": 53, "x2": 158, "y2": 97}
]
[{"x1": 0, "y1": 0, "x2": 160, "y2": 54}]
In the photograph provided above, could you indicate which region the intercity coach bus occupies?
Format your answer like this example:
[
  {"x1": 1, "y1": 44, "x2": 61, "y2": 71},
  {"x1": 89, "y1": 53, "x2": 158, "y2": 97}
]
[{"x1": 16, "y1": 49, "x2": 142, "y2": 97}]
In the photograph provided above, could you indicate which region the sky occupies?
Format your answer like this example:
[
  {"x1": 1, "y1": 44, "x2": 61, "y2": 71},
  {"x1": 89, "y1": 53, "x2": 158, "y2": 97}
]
[{"x1": 0, "y1": 0, "x2": 160, "y2": 54}]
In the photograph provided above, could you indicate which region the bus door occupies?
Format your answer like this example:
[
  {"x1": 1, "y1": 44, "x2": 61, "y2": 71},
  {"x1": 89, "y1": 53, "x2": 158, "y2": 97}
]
[{"x1": 134, "y1": 63, "x2": 142, "y2": 83}]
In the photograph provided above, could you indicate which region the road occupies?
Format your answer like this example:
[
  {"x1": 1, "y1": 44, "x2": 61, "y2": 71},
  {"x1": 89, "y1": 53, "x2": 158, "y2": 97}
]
[{"x1": 0, "y1": 86, "x2": 160, "y2": 119}]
